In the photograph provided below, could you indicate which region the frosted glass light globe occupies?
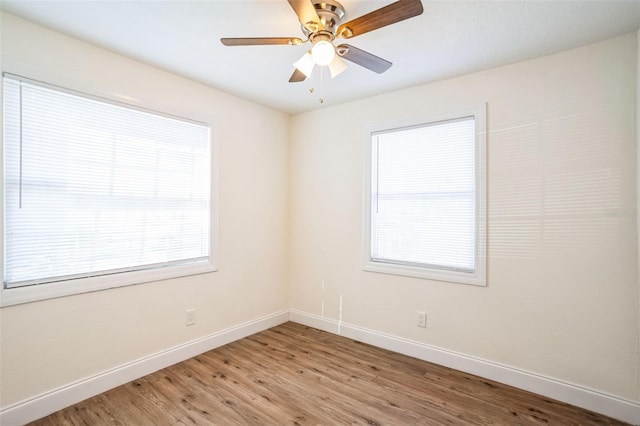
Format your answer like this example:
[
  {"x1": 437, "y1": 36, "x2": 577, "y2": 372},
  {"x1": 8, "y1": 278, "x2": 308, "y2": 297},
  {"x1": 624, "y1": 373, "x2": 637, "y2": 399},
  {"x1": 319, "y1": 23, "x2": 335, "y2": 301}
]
[{"x1": 311, "y1": 40, "x2": 336, "y2": 66}]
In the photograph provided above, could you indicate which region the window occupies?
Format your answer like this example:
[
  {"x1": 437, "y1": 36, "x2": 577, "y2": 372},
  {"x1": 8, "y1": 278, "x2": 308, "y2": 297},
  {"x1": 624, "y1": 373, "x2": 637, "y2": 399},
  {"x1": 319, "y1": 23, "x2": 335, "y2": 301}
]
[
  {"x1": 364, "y1": 106, "x2": 486, "y2": 286},
  {"x1": 2, "y1": 74, "x2": 216, "y2": 306}
]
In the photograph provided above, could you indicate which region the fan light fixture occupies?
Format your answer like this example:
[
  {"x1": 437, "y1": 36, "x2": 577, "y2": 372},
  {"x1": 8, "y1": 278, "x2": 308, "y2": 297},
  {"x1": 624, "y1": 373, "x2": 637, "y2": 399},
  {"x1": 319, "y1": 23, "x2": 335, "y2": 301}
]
[
  {"x1": 293, "y1": 52, "x2": 315, "y2": 78},
  {"x1": 293, "y1": 48, "x2": 346, "y2": 80},
  {"x1": 293, "y1": 33, "x2": 340, "y2": 79},
  {"x1": 328, "y1": 55, "x2": 347, "y2": 78},
  {"x1": 311, "y1": 40, "x2": 335, "y2": 66}
]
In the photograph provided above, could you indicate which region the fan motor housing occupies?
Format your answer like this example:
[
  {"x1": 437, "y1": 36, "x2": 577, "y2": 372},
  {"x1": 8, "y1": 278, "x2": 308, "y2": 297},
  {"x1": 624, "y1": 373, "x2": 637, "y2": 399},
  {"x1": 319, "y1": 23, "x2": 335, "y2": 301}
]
[{"x1": 304, "y1": 0, "x2": 346, "y2": 35}]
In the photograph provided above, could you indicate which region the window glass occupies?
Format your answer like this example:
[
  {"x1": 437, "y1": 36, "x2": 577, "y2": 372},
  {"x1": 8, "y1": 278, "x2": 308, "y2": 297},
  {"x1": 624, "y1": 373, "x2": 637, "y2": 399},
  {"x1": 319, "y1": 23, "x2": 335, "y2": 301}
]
[
  {"x1": 3, "y1": 74, "x2": 213, "y2": 290},
  {"x1": 366, "y1": 110, "x2": 486, "y2": 286}
]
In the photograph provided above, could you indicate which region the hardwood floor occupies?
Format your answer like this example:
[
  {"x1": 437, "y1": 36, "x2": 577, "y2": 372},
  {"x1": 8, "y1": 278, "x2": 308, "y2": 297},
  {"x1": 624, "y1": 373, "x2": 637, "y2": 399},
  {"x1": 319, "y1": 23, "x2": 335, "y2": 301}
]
[{"x1": 30, "y1": 322, "x2": 627, "y2": 425}]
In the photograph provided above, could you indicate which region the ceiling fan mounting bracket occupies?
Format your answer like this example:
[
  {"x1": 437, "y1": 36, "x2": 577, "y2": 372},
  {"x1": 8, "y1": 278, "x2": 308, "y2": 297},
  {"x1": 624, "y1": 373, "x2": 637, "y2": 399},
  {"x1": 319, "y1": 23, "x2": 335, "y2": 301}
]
[
  {"x1": 336, "y1": 45, "x2": 349, "y2": 56},
  {"x1": 303, "y1": 21, "x2": 320, "y2": 33},
  {"x1": 337, "y1": 26, "x2": 353, "y2": 38}
]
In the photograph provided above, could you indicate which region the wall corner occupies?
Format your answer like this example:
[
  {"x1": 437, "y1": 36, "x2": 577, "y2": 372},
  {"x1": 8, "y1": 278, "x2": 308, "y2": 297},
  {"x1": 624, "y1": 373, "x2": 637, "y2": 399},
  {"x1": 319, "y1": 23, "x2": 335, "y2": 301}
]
[{"x1": 635, "y1": 28, "x2": 640, "y2": 402}]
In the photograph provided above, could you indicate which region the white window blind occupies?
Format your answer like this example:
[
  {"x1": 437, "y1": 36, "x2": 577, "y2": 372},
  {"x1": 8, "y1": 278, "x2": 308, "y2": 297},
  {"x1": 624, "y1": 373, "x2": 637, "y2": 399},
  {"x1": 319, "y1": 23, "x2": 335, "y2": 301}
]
[
  {"x1": 3, "y1": 74, "x2": 212, "y2": 289},
  {"x1": 370, "y1": 117, "x2": 476, "y2": 273}
]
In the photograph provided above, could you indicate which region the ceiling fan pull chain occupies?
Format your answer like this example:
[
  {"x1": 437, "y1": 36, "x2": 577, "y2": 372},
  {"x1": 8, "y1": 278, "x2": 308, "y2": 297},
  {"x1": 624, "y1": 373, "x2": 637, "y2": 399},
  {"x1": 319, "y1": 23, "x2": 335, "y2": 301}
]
[{"x1": 319, "y1": 66, "x2": 325, "y2": 104}]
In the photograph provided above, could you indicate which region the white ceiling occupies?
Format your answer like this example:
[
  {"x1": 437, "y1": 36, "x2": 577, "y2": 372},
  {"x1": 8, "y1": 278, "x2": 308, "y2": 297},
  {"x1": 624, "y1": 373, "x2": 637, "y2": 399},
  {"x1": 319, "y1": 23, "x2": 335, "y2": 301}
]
[{"x1": 2, "y1": 0, "x2": 640, "y2": 114}]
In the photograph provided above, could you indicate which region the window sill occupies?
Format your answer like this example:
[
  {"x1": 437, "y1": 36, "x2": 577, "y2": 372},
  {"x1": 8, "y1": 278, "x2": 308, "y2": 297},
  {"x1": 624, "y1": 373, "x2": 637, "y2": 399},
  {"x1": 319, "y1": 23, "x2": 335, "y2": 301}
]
[
  {"x1": 0, "y1": 262, "x2": 217, "y2": 307},
  {"x1": 363, "y1": 260, "x2": 485, "y2": 287}
]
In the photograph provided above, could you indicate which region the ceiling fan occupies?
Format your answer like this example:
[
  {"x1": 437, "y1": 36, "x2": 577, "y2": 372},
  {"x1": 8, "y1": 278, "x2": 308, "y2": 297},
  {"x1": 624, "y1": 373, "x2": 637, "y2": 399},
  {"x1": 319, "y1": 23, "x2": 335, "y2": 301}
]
[{"x1": 221, "y1": 0, "x2": 424, "y2": 83}]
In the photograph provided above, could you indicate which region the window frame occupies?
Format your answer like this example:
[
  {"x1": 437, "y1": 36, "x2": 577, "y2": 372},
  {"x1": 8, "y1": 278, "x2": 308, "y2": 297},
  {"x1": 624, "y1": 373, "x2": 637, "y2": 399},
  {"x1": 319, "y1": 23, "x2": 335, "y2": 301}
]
[
  {"x1": 0, "y1": 73, "x2": 219, "y2": 307},
  {"x1": 363, "y1": 104, "x2": 487, "y2": 286}
]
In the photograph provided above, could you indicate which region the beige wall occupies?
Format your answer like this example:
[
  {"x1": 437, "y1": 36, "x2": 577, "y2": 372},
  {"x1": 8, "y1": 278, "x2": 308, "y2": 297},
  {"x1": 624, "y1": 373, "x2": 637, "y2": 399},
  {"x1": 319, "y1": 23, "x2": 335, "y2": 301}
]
[
  {"x1": 1, "y1": 10, "x2": 639, "y2": 412},
  {"x1": 0, "y1": 12, "x2": 290, "y2": 407},
  {"x1": 289, "y1": 34, "x2": 639, "y2": 401}
]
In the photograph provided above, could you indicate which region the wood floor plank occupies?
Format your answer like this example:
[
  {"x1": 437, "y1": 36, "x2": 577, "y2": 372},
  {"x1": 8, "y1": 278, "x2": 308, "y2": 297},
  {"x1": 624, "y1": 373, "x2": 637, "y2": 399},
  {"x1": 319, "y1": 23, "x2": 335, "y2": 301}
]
[
  {"x1": 28, "y1": 322, "x2": 629, "y2": 426},
  {"x1": 250, "y1": 334, "x2": 463, "y2": 424}
]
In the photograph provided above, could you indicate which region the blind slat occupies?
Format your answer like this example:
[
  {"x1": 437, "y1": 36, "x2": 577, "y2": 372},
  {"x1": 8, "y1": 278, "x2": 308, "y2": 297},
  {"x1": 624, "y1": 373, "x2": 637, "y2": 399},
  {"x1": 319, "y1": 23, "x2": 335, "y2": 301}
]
[
  {"x1": 371, "y1": 117, "x2": 476, "y2": 272},
  {"x1": 3, "y1": 75, "x2": 212, "y2": 288}
]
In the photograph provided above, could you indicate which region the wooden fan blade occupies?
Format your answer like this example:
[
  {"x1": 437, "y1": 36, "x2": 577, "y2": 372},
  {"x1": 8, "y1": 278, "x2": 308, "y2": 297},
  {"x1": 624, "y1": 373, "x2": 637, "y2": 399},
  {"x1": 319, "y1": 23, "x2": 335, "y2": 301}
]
[
  {"x1": 337, "y1": 44, "x2": 392, "y2": 74},
  {"x1": 287, "y1": 0, "x2": 322, "y2": 29},
  {"x1": 289, "y1": 69, "x2": 307, "y2": 83},
  {"x1": 221, "y1": 37, "x2": 303, "y2": 46},
  {"x1": 337, "y1": 0, "x2": 423, "y2": 39}
]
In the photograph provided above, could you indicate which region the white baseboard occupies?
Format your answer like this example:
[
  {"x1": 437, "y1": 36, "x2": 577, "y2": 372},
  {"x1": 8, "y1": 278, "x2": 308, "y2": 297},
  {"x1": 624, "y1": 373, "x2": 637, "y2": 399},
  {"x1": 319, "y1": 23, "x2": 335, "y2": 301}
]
[
  {"x1": 0, "y1": 310, "x2": 289, "y2": 426},
  {"x1": 289, "y1": 309, "x2": 640, "y2": 425},
  {"x1": 3, "y1": 309, "x2": 638, "y2": 425}
]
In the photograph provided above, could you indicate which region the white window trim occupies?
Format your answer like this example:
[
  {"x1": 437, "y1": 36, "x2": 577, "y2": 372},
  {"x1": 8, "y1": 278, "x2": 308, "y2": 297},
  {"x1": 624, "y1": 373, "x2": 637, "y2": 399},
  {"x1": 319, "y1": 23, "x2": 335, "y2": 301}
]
[
  {"x1": 0, "y1": 73, "x2": 220, "y2": 307},
  {"x1": 362, "y1": 104, "x2": 487, "y2": 286}
]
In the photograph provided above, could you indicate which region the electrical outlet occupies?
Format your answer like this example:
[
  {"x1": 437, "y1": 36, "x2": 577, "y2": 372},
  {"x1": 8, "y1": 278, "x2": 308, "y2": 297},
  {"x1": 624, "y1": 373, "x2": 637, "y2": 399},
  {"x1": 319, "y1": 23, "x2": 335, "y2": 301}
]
[
  {"x1": 417, "y1": 311, "x2": 427, "y2": 328},
  {"x1": 186, "y1": 308, "x2": 196, "y2": 326}
]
